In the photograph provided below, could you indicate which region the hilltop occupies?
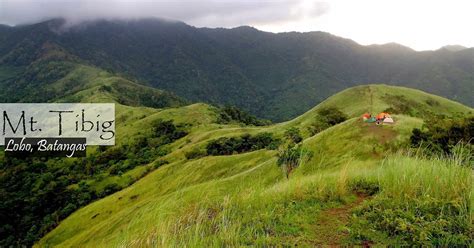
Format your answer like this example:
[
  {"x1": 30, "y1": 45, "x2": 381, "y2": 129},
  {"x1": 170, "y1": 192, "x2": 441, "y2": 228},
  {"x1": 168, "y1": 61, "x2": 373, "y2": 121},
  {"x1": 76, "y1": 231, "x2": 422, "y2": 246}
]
[
  {"x1": 1, "y1": 18, "x2": 474, "y2": 121},
  {"x1": 440, "y1": 45, "x2": 468, "y2": 52},
  {"x1": 33, "y1": 85, "x2": 473, "y2": 246}
]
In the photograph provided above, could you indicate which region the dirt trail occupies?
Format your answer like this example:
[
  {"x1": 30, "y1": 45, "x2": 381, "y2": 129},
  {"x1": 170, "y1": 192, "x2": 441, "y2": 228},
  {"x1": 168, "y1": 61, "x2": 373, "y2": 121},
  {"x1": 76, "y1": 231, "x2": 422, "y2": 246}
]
[{"x1": 312, "y1": 193, "x2": 369, "y2": 247}]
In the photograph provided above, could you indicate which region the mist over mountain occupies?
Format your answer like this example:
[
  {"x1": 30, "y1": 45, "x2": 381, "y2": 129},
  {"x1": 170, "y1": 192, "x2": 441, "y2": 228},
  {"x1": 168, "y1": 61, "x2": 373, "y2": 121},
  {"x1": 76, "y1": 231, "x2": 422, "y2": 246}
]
[{"x1": 1, "y1": 18, "x2": 473, "y2": 121}]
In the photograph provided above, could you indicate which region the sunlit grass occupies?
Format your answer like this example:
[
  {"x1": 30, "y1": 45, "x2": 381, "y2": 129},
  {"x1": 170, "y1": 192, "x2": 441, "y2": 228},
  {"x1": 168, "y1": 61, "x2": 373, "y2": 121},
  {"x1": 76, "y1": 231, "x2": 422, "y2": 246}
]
[{"x1": 36, "y1": 85, "x2": 473, "y2": 247}]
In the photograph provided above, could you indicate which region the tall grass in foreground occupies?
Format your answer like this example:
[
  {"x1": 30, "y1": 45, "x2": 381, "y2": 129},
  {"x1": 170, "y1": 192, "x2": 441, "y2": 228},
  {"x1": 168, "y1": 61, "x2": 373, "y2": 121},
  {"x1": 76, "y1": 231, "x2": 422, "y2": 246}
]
[
  {"x1": 349, "y1": 148, "x2": 472, "y2": 246},
  {"x1": 119, "y1": 166, "x2": 358, "y2": 247},
  {"x1": 120, "y1": 148, "x2": 472, "y2": 247},
  {"x1": 379, "y1": 154, "x2": 471, "y2": 202}
]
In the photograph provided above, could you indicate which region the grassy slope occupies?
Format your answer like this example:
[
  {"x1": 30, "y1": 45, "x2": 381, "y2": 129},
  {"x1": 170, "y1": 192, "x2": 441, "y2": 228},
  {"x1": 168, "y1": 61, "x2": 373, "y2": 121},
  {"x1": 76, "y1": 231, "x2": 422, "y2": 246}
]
[
  {"x1": 284, "y1": 84, "x2": 471, "y2": 132},
  {"x1": 37, "y1": 85, "x2": 473, "y2": 246},
  {"x1": 3, "y1": 60, "x2": 190, "y2": 191},
  {"x1": 44, "y1": 64, "x2": 190, "y2": 192},
  {"x1": 52, "y1": 64, "x2": 185, "y2": 108}
]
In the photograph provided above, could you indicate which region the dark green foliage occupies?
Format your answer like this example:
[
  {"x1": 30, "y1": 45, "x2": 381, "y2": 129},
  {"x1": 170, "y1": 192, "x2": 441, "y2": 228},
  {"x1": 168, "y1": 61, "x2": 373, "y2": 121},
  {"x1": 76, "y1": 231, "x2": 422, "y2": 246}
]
[
  {"x1": 277, "y1": 144, "x2": 313, "y2": 179},
  {"x1": 284, "y1": 127, "x2": 303, "y2": 144},
  {"x1": 410, "y1": 117, "x2": 473, "y2": 155},
  {"x1": 317, "y1": 107, "x2": 348, "y2": 126},
  {"x1": 206, "y1": 133, "x2": 279, "y2": 156},
  {"x1": 0, "y1": 157, "x2": 99, "y2": 246},
  {"x1": 185, "y1": 148, "x2": 207, "y2": 160},
  {"x1": 425, "y1": 98, "x2": 440, "y2": 107},
  {"x1": 348, "y1": 198, "x2": 471, "y2": 246},
  {"x1": 99, "y1": 84, "x2": 112, "y2": 92},
  {"x1": 277, "y1": 128, "x2": 312, "y2": 178},
  {"x1": 348, "y1": 178, "x2": 380, "y2": 196},
  {"x1": 308, "y1": 107, "x2": 348, "y2": 135},
  {"x1": 153, "y1": 159, "x2": 169, "y2": 169},
  {"x1": 152, "y1": 119, "x2": 188, "y2": 143},
  {"x1": 217, "y1": 106, "x2": 271, "y2": 126},
  {"x1": 112, "y1": 81, "x2": 185, "y2": 109}
]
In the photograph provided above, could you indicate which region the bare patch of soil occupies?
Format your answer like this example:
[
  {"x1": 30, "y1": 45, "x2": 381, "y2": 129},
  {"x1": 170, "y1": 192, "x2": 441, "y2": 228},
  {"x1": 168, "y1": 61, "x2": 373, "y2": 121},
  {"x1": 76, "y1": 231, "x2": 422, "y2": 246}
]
[
  {"x1": 312, "y1": 193, "x2": 369, "y2": 246},
  {"x1": 359, "y1": 121, "x2": 398, "y2": 144}
]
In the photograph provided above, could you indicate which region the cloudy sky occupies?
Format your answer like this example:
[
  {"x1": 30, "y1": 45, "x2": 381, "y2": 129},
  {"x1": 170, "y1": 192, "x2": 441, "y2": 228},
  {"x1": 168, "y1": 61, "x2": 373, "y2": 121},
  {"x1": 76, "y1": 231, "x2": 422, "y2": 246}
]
[{"x1": 1, "y1": 0, "x2": 473, "y2": 51}]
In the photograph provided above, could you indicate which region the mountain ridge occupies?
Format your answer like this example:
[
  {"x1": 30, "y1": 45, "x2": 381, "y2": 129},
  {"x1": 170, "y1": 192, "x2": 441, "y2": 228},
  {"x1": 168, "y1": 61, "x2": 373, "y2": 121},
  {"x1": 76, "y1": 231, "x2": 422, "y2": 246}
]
[
  {"x1": 439, "y1": 44, "x2": 468, "y2": 52},
  {"x1": 1, "y1": 18, "x2": 473, "y2": 122}
]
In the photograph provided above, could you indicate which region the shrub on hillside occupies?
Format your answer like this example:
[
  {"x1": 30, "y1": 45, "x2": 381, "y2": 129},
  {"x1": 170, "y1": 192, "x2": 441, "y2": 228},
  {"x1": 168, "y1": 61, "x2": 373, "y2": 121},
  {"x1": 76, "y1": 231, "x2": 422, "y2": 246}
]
[
  {"x1": 410, "y1": 116, "x2": 473, "y2": 156},
  {"x1": 284, "y1": 127, "x2": 303, "y2": 144},
  {"x1": 348, "y1": 178, "x2": 380, "y2": 195},
  {"x1": 185, "y1": 148, "x2": 207, "y2": 160},
  {"x1": 425, "y1": 98, "x2": 440, "y2": 107},
  {"x1": 206, "y1": 133, "x2": 279, "y2": 156},
  {"x1": 277, "y1": 144, "x2": 313, "y2": 179},
  {"x1": 308, "y1": 107, "x2": 348, "y2": 135},
  {"x1": 318, "y1": 107, "x2": 348, "y2": 125},
  {"x1": 217, "y1": 106, "x2": 271, "y2": 126},
  {"x1": 153, "y1": 159, "x2": 169, "y2": 169},
  {"x1": 152, "y1": 119, "x2": 188, "y2": 142}
]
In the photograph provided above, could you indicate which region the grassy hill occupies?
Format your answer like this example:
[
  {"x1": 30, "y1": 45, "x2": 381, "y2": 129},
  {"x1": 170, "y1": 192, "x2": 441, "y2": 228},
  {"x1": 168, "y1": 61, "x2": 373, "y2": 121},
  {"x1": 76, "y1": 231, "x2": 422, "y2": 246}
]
[{"x1": 35, "y1": 85, "x2": 473, "y2": 246}]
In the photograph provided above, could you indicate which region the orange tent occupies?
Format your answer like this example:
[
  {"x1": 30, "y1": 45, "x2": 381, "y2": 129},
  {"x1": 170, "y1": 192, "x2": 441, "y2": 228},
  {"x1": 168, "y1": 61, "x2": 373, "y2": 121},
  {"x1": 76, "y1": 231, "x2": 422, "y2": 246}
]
[
  {"x1": 362, "y1": 113, "x2": 371, "y2": 119},
  {"x1": 376, "y1": 112, "x2": 391, "y2": 120}
]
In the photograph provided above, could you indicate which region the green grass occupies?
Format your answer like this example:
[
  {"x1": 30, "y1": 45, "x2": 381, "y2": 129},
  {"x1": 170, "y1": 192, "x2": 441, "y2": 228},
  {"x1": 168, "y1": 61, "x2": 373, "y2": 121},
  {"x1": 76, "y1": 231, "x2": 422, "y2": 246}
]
[
  {"x1": 53, "y1": 64, "x2": 185, "y2": 108},
  {"x1": 36, "y1": 85, "x2": 473, "y2": 247},
  {"x1": 347, "y1": 153, "x2": 472, "y2": 245},
  {"x1": 287, "y1": 84, "x2": 471, "y2": 130}
]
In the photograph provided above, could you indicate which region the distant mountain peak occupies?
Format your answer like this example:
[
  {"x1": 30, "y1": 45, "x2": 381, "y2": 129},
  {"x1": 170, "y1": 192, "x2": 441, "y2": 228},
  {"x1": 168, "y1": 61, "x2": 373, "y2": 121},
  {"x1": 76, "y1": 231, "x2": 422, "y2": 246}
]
[
  {"x1": 367, "y1": 42, "x2": 414, "y2": 52},
  {"x1": 231, "y1": 25, "x2": 258, "y2": 31},
  {"x1": 439, "y1": 45, "x2": 468, "y2": 52}
]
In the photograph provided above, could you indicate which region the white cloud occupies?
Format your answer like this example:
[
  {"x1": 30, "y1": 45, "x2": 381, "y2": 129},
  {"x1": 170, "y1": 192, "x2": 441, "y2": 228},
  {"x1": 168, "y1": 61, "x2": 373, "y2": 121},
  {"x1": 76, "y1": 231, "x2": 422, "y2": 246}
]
[
  {"x1": 257, "y1": 0, "x2": 474, "y2": 50},
  {"x1": 0, "y1": 0, "x2": 328, "y2": 27},
  {"x1": 0, "y1": 0, "x2": 472, "y2": 50}
]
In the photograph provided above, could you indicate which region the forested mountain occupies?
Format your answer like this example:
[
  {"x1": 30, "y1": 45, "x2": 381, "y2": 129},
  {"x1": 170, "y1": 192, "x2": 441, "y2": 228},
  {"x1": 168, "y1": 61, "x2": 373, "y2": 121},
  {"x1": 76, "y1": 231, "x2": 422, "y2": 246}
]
[
  {"x1": 0, "y1": 20, "x2": 185, "y2": 107},
  {"x1": 1, "y1": 18, "x2": 473, "y2": 121}
]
